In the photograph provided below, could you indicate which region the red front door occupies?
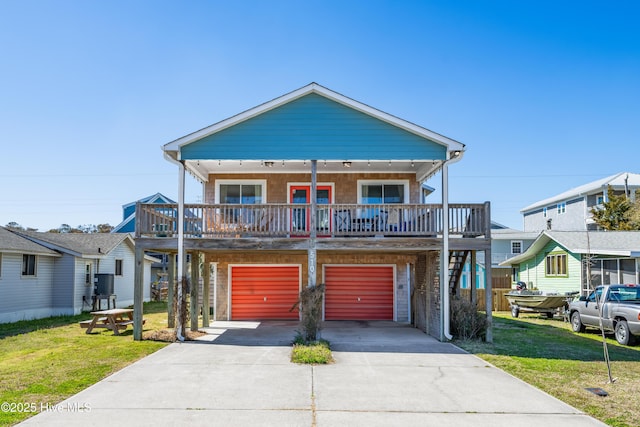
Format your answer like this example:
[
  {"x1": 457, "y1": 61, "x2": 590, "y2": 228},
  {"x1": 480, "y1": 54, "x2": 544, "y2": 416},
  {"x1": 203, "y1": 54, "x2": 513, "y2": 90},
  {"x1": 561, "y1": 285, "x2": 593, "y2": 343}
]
[{"x1": 290, "y1": 185, "x2": 332, "y2": 235}]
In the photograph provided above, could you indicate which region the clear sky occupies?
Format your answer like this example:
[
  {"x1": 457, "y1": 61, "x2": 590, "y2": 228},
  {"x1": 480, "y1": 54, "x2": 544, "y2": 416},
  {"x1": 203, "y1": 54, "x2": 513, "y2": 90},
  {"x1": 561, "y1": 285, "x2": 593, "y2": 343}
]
[{"x1": 1, "y1": 0, "x2": 638, "y2": 231}]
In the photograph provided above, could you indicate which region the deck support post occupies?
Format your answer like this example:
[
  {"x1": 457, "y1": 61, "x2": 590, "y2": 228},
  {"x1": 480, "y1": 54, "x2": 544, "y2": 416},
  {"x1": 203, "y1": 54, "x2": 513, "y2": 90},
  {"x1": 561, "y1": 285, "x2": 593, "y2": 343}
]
[
  {"x1": 167, "y1": 252, "x2": 175, "y2": 328},
  {"x1": 470, "y1": 251, "x2": 477, "y2": 305},
  {"x1": 202, "y1": 257, "x2": 210, "y2": 327},
  {"x1": 190, "y1": 252, "x2": 200, "y2": 332},
  {"x1": 133, "y1": 244, "x2": 144, "y2": 341},
  {"x1": 484, "y1": 202, "x2": 493, "y2": 343},
  {"x1": 176, "y1": 161, "x2": 186, "y2": 341},
  {"x1": 308, "y1": 159, "x2": 317, "y2": 289}
]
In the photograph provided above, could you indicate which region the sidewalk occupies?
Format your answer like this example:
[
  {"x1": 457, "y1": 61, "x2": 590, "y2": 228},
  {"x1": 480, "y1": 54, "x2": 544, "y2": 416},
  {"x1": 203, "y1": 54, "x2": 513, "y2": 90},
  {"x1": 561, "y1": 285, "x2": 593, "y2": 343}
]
[{"x1": 19, "y1": 321, "x2": 606, "y2": 426}]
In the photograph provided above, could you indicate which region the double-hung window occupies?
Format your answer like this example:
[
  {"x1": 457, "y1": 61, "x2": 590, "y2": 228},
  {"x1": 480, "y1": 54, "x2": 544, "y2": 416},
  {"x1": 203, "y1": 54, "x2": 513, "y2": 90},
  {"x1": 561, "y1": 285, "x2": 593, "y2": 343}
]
[
  {"x1": 22, "y1": 254, "x2": 36, "y2": 276},
  {"x1": 511, "y1": 241, "x2": 522, "y2": 255},
  {"x1": 557, "y1": 202, "x2": 566, "y2": 214},
  {"x1": 545, "y1": 252, "x2": 567, "y2": 277}
]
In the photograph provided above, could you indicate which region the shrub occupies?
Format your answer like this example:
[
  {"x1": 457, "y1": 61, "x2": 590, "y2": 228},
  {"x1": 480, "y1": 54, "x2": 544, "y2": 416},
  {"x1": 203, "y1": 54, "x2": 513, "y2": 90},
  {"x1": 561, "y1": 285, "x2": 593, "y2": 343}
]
[
  {"x1": 291, "y1": 339, "x2": 333, "y2": 364},
  {"x1": 451, "y1": 296, "x2": 488, "y2": 341}
]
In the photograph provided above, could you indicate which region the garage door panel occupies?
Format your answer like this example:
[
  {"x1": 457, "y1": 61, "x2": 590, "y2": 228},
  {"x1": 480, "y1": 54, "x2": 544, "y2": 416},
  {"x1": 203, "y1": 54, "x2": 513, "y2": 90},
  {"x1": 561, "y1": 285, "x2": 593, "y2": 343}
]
[
  {"x1": 325, "y1": 266, "x2": 394, "y2": 320},
  {"x1": 231, "y1": 266, "x2": 300, "y2": 320}
]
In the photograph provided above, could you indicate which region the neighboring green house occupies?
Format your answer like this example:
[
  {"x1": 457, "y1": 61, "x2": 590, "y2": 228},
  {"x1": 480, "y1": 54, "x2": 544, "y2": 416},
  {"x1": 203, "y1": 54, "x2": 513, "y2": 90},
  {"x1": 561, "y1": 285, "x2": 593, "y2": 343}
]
[{"x1": 500, "y1": 231, "x2": 640, "y2": 295}]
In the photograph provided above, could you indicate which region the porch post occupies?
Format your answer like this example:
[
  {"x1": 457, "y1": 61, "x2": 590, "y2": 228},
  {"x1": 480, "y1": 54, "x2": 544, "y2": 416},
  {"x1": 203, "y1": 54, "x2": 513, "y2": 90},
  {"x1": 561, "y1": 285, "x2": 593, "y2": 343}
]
[
  {"x1": 308, "y1": 159, "x2": 317, "y2": 288},
  {"x1": 202, "y1": 257, "x2": 210, "y2": 327},
  {"x1": 441, "y1": 157, "x2": 453, "y2": 341},
  {"x1": 470, "y1": 251, "x2": 477, "y2": 305},
  {"x1": 133, "y1": 244, "x2": 144, "y2": 341},
  {"x1": 176, "y1": 161, "x2": 186, "y2": 341},
  {"x1": 484, "y1": 201, "x2": 493, "y2": 343},
  {"x1": 190, "y1": 252, "x2": 200, "y2": 332},
  {"x1": 167, "y1": 252, "x2": 175, "y2": 328}
]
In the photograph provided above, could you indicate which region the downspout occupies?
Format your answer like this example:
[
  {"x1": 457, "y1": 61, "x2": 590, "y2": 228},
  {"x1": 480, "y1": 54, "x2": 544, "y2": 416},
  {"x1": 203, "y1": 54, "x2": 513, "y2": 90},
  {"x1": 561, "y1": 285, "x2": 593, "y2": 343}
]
[
  {"x1": 164, "y1": 153, "x2": 186, "y2": 342},
  {"x1": 441, "y1": 150, "x2": 463, "y2": 341}
]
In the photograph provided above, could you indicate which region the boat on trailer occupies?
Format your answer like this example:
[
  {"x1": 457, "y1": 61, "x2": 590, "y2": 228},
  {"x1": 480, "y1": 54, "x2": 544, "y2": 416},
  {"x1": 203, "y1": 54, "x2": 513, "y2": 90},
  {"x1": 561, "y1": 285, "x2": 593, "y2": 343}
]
[{"x1": 505, "y1": 282, "x2": 578, "y2": 318}]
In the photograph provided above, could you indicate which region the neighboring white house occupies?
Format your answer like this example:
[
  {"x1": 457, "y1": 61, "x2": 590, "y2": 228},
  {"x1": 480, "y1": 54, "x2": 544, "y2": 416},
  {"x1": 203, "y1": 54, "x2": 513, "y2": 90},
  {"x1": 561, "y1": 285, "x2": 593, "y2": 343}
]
[
  {"x1": 0, "y1": 227, "x2": 155, "y2": 323},
  {"x1": 521, "y1": 172, "x2": 640, "y2": 232}
]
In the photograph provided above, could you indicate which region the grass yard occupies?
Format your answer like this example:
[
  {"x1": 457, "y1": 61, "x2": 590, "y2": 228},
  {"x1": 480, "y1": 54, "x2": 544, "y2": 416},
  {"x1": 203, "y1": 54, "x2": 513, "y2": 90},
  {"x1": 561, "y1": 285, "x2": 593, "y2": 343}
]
[
  {"x1": 0, "y1": 302, "x2": 170, "y2": 426},
  {"x1": 456, "y1": 312, "x2": 640, "y2": 427}
]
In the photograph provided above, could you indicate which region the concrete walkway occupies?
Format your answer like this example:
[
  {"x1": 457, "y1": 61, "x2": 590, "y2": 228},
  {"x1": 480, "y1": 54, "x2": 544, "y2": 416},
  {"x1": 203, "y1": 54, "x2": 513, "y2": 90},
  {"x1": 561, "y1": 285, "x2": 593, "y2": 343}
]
[{"x1": 20, "y1": 321, "x2": 606, "y2": 426}]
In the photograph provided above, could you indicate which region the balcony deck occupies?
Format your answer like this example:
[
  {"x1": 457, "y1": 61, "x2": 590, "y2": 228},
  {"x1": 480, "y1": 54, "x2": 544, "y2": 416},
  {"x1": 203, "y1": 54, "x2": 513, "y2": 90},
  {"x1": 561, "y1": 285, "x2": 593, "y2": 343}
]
[{"x1": 135, "y1": 202, "x2": 491, "y2": 252}]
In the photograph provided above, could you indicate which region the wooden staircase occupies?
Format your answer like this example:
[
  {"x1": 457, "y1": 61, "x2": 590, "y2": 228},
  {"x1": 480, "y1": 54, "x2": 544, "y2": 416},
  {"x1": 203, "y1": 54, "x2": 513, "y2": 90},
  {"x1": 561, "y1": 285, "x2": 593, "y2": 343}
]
[{"x1": 448, "y1": 251, "x2": 469, "y2": 296}]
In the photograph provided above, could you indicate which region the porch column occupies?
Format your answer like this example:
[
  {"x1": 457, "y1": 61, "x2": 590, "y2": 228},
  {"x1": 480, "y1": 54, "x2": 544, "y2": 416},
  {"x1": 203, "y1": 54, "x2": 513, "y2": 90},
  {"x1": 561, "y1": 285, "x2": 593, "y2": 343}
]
[
  {"x1": 190, "y1": 252, "x2": 200, "y2": 332},
  {"x1": 133, "y1": 245, "x2": 144, "y2": 341},
  {"x1": 167, "y1": 252, "x2": 175, "y2": 328},
  {"x1": 484, "y1": 201, "x2": 493, "y2": 343},
  {"x1": 176, "y1": 161, "x2": 186, "y2": 341},
  {"x1": 470, "y1": 251, "x2": 477, "y2": 305},
  {"x1": 308, "y1": 159, "x2": 317, "y2": 288},
  {"x1": 202, "y1": 257, "x2": 210, "y2": 327},
  {"x1": 440, "y1": 158, "x2": 453, "y2": 341}
]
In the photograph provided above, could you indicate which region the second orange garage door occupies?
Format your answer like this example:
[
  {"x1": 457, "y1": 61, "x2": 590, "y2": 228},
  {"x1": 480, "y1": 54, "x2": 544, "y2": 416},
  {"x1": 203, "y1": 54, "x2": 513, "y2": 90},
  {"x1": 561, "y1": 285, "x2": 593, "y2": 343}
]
[
  {"x1": 324, "y1": 266, "x2": 394, "y2": 320},
  {"x1": 230, "y1": 265, "x2": 300, "y2": 320}
]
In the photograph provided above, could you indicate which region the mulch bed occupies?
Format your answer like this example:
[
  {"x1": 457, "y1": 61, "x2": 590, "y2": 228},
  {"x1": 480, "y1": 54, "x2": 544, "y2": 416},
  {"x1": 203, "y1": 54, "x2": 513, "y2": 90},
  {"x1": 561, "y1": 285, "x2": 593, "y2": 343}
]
[{"x1": 142, "y1": 328, "x2": 208, "y2": 342}]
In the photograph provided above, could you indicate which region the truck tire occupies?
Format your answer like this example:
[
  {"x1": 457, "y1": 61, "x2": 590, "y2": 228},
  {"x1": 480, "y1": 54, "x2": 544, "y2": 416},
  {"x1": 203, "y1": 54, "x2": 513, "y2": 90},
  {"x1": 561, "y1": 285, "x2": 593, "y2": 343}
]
[
  {"x1": 615, "y1": 320, "x2": 636, "y2": 346},
  {"x1": 571, "y1": 311, "x2": 585, "y2": 333}
]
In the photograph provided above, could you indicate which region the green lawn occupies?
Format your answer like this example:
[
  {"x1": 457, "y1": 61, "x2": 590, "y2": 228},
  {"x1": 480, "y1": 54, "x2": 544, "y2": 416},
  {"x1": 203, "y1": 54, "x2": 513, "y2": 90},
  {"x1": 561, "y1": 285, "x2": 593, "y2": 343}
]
[
  {"x1": 456, "y1": 312, "x2": 640, "y2": 427},
  {"x1": 0, "y1": 302, "x2": 169, "y2": 426},
  {"x1": 2, "y1": 307, "x2": 639, "y2": 426}
]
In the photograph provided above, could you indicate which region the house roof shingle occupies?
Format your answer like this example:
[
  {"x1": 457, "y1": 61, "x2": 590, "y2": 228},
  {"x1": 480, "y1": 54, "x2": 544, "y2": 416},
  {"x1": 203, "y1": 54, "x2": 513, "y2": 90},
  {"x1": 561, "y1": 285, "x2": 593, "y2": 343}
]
[
  {"x1": 12, "y1": 231, "x2": 131, "y2": 257},
  {"x1": 0, "y1": 227, "x2": 59, "y2": 256},
  {"x1": 500, "y1": 230, "x2": 640, "y2": 265}
]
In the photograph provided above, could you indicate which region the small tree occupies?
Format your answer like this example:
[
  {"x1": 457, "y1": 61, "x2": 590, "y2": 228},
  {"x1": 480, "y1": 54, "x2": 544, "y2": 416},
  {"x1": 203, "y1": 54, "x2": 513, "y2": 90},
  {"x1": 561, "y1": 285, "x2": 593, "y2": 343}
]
[{"x1": 590, "y1": 186, "x2": 634, "y2": 230}]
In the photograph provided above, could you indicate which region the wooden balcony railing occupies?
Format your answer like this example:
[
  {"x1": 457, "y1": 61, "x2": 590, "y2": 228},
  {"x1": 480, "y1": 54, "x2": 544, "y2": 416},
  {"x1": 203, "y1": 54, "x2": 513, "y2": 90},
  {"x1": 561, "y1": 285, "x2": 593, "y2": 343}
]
[{"x1": 135, "y1": 202, "x2": 490, "y2": 239}]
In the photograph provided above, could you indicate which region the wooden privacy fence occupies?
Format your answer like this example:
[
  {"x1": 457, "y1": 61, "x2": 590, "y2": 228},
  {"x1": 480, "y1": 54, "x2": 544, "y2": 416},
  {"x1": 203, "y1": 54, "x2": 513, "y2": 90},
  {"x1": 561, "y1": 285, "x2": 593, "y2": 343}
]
[{"x1": 459, "y1": 288, "x2": 512, "y2": 312}]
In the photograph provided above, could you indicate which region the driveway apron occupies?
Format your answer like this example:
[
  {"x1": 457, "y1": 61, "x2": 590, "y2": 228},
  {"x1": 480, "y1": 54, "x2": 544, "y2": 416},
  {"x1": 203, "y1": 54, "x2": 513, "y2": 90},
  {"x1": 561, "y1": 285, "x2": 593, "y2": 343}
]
[{"x1": 19, "y1": 321, "x2": 606, "y2": 426}]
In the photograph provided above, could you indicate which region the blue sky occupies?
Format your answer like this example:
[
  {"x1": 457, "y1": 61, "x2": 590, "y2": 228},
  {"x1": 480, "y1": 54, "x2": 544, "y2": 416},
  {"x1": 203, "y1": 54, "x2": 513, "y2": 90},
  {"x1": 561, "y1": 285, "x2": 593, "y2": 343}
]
[{"x1": 1, "y1": 0, "x2": 638, "y2": 231}]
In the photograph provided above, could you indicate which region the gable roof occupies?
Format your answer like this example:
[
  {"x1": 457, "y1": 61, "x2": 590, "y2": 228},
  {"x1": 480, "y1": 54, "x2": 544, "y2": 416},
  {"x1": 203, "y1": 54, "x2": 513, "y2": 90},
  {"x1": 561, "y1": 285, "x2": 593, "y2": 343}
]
[
  {"x1": 112, "y1": 193, "x2": 176, "y2": 233},
  {"x1": 0, "y1": 227, "x2": 59, "y2": 256},
  {"x1": 121, "y1": 193, "x2": 175, "y2": 210},
  {"x1": 500, "y1": 230, "x2": 640, "y2": 265},
  {"x1": 521, "y1": 172, "x2": 640, "y2": 212},
  {"x1": 162, "y1": 83, "x2": 466, "y2": 182},
  {"x1": 13, "y1": 231, "x2": 133, "y2": 258}
]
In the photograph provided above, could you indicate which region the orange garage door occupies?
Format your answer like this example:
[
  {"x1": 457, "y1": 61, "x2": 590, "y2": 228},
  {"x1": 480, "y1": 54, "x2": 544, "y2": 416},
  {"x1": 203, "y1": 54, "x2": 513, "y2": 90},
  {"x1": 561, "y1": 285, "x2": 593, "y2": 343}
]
[
  {"x1": 231, "y1": 265, "x2": 300, "y2": 320},
  {"x1": 324, "y1": 266, "x2": 394, "y2": 320}
]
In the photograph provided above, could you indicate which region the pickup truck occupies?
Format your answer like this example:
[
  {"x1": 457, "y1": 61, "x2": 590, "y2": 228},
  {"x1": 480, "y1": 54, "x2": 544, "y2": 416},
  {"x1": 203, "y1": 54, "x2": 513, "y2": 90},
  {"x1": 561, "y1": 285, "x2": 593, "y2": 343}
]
[{"x1": 568, "y1": 284, "x2": 640, "y2": 346}]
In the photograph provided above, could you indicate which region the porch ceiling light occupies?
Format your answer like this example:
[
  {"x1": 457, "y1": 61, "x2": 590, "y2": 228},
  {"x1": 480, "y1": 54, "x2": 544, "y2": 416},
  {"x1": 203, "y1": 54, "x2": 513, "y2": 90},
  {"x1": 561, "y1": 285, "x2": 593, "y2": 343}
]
[
  {"x1": 342, "y1": 161, "x2": 351, "y2": 168},
  {"x1": 264, "y1": 161, "x2": 274, "y2": 167}
]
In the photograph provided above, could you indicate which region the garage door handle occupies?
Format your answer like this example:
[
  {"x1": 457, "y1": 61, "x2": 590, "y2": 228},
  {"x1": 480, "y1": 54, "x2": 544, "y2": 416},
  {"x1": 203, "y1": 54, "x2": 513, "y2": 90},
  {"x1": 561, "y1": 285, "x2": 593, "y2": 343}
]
[
  {"x1": 357, "y1": 297, "x2": 361, "y2": 302},
  {"x1": 264, "y1": 297, "x2": 267, "y2": 301}
]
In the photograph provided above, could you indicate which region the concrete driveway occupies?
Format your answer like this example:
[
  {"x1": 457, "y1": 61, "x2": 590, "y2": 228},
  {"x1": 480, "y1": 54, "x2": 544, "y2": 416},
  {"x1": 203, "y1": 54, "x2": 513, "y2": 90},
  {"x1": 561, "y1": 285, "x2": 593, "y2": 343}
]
[{"x1": 20, "y1": 321, "x2": 605, "y2": 426}]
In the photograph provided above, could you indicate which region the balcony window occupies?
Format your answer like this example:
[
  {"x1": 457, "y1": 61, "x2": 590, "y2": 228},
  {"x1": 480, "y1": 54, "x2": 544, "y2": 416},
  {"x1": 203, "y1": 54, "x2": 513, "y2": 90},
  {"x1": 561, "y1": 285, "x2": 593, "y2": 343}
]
[{"x1": 358, "y1": 180, "x2": 409, "y2": 205}]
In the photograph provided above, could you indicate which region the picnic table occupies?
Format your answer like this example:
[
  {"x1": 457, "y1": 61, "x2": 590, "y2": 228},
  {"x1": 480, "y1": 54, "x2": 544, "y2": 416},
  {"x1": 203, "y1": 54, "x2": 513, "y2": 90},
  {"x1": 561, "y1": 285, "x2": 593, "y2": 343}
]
[{"x1": 79, "y1": 308, "x2": 143, "y2": 335}]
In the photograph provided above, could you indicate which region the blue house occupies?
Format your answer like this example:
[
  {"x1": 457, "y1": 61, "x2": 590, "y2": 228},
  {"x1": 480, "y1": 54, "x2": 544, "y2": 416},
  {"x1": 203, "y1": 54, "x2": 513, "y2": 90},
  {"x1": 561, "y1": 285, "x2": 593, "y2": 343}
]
[
  {"x1": 112, "y1": 193, "x2": 176, "y2": 234},
  {"x1": 132, "y1": 83, "x2": 493, "y2": 342}
]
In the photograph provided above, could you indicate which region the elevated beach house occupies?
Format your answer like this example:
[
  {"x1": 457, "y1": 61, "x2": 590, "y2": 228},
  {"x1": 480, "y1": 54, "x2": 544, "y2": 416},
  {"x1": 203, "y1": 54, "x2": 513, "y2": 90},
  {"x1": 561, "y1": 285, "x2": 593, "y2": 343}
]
[{"x1": 131, "y1": 83, "x2": 493, "y2": 341}]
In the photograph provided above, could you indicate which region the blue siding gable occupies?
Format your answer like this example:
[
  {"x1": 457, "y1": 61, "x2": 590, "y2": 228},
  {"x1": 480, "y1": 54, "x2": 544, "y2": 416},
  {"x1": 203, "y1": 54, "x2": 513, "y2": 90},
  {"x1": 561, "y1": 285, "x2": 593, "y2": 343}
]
[{"x1": 181, "y1": 93, "x2": 447, "y2": 161}]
